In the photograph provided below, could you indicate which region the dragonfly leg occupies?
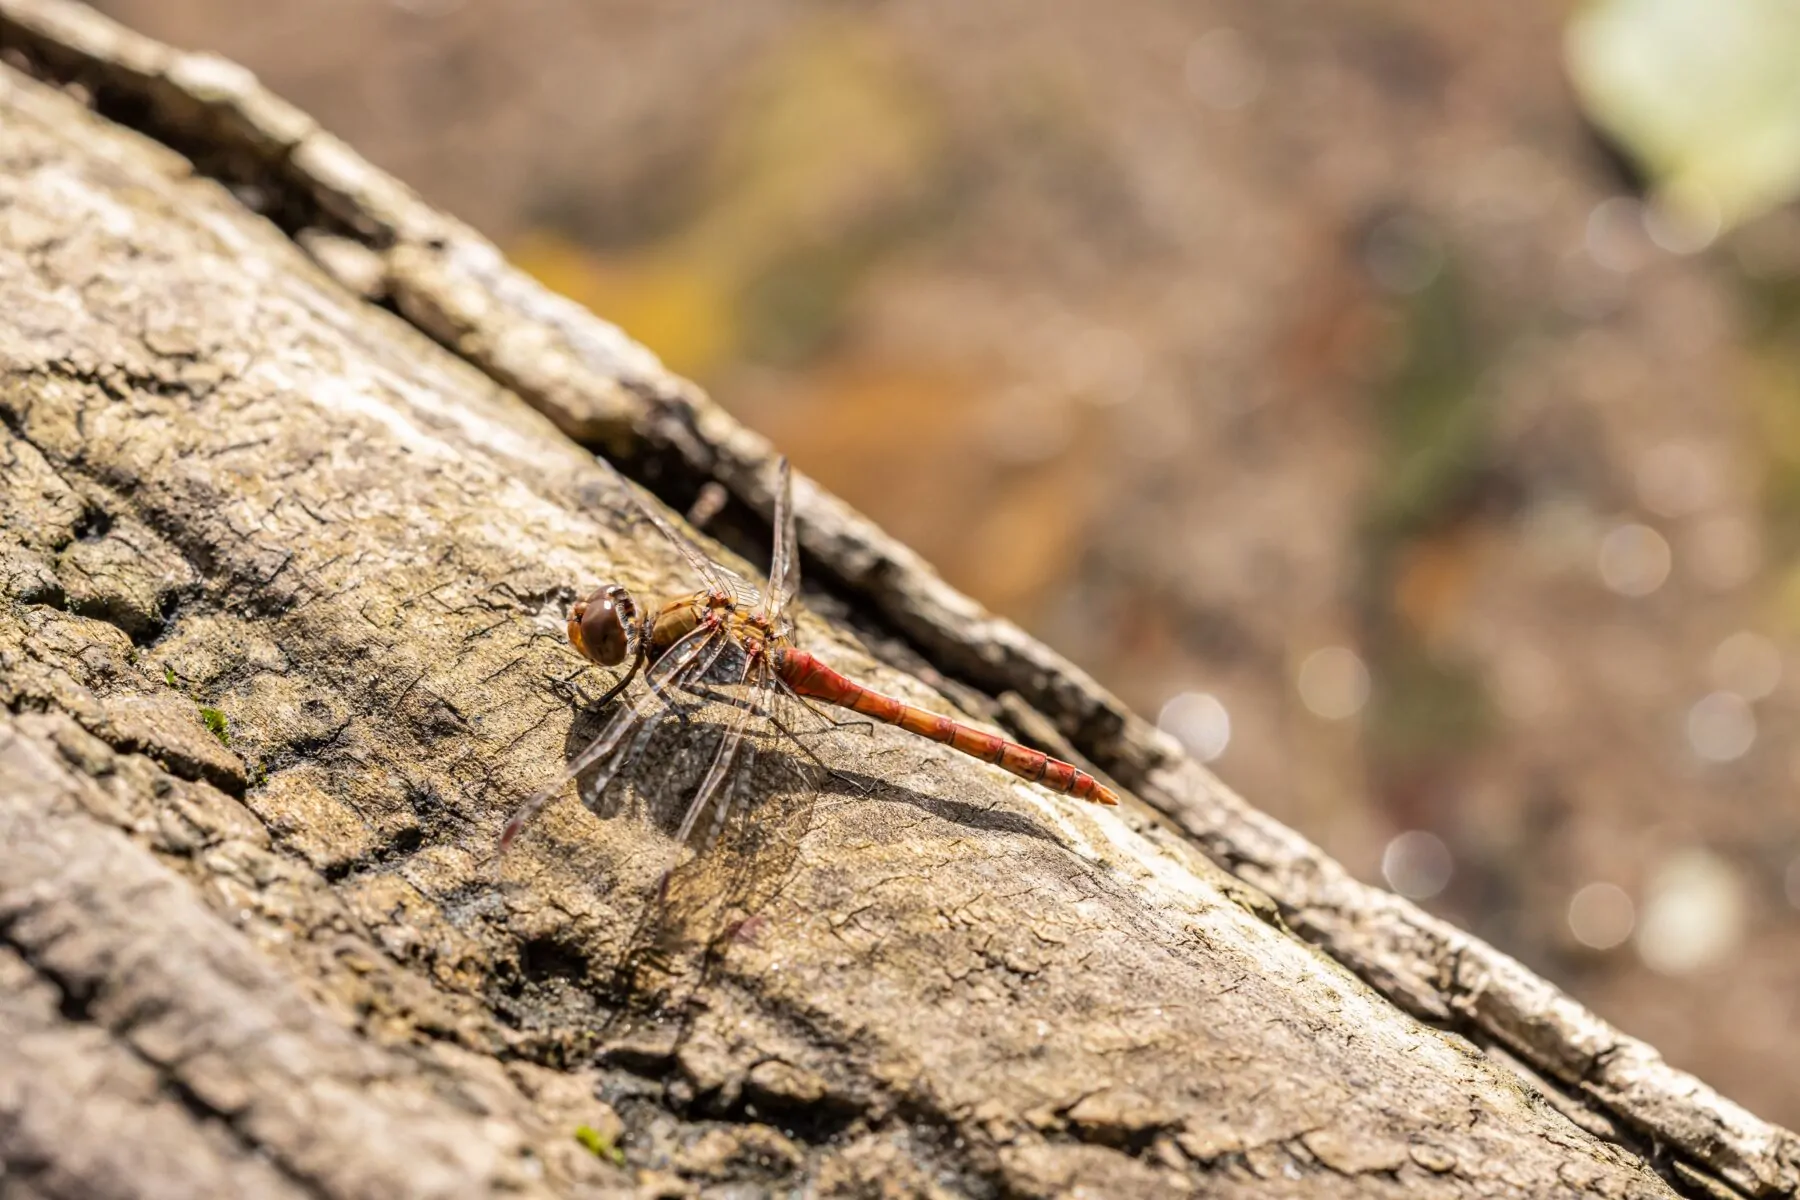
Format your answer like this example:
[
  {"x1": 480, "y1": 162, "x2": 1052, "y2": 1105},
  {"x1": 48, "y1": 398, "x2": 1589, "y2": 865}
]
[
  {"x1": 773, "y1": 675, "x2": 876, "y2": 739},
  {"x1": 765, "y1": 706, "x2": 877, "y2": 798},
  {"x1": 642, "y1": 623, "x2": 731, "y2": 733},
  {"x1": 823, "y1": 765, "x2": 876, "y2": 798},
  {"x1": 589, "y1": 646, "x2": 646, "y2": 711}
]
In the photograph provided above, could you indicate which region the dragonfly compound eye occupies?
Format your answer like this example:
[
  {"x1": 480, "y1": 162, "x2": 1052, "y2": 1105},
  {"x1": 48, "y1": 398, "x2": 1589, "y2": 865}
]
[{"x1": 570, "y1": 585, "x2": 634, "y2": 666}]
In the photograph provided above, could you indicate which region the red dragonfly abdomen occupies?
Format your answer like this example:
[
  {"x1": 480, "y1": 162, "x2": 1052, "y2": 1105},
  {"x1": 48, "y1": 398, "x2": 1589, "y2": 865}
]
[{"x1": 775, "y1": 649, "x2": 1119, "y2": 806}]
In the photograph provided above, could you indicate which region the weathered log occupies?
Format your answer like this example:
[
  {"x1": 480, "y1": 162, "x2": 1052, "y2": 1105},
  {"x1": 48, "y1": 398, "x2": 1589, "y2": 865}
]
[{"x1": 0, "y1": 4, "x2": 1793, "y2": 1198}]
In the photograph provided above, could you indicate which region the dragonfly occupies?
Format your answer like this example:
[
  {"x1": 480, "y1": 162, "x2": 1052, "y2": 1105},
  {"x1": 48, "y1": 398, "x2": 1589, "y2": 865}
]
[{"x1": 500, "y1": 456, "x2": 1117, "y2": 866}]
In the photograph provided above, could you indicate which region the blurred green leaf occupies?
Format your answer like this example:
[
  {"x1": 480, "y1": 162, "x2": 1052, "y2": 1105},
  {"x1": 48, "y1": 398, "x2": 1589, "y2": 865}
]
[{"x1": 1568, "y1": 0, "x2": 1800, "y2": 235}]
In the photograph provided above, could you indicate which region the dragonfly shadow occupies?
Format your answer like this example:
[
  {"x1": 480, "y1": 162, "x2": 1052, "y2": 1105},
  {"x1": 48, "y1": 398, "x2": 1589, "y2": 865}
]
[
  {"x1": 551, "y1": 708, "x2": 819, "y2": 999},
  {"x1": 555, "y1": 705, "x2": 1067, "y2": 864},
  {"x1": 557, "y1": 689, "x2": 1071, "y2": 829},
  {"x1": 812, "y1": 766, "x2": 1066, "y2": 846},
  {"x1": 549, "y1": 711, "x2": 1070, "y2": 1021}
]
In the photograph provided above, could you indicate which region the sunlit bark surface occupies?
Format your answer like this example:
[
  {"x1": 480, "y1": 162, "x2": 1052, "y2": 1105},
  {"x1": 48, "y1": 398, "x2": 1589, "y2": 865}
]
[{"x1": 0, "y1": 20, "x2": 1758, "y2": 1200}]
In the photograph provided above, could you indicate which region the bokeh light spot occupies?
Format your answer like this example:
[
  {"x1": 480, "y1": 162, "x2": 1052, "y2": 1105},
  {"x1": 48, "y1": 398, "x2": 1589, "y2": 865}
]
[
  {"x1": 1686, "y1": 691, "x2": 1756, "y2": 763},
  {"x1": 1644, "y1": 184, "x2": 1722, "y2": 255},
  {"x1": 1596, "y1": 522, "x2": 1671, "y2": 596},
  {"x1": 1708, "y1": 630, "x2": 1782, "y2": 700},
  {"x1": 1634, "y1": 441, "x2": 1720, "y2": 517},
  {"x1": 1568, "y1": 882, "x2": 1635, "y2": 950},
  {"x1": 1158, "y1": 691, "x2": 1231, "y2": 762},
  {"x1": 1381, "y1": 831, "x2": 1453, "y2": 901},
  {"x1": 1296, "y1": 646, "x2": 1371, "y2": 720},
  {"x1": 1585, "y1": 196, "x2": 1647, "y2": 272},
  {"x1": 1635, "y1": 849, "x2": 1744, "y2": 975}
]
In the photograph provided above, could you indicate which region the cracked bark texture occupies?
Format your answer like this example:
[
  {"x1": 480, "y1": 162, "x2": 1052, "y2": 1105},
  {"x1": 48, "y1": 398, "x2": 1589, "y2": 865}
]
[
  {"x1": 0, "y1": 6, "x2": 1788, "y2": 1193},
  {"x1": 0, "y1": 12, "x2": 1779, "y2": 1200}
]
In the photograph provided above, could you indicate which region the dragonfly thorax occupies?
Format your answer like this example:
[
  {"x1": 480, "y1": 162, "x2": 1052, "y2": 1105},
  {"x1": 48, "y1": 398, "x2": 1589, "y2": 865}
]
[{"x1": 641, "y1": 589, "x2": 737, "y2": 658}]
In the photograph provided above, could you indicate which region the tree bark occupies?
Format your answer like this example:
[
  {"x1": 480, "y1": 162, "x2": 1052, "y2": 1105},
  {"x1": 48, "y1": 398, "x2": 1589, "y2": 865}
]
[{"x1": 0, "y1": 6, "x2": 1791, "y2": 1200}]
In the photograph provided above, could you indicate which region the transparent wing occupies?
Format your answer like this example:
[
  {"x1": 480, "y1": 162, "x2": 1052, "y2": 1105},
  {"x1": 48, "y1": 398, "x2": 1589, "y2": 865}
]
[
  {"x1": 656, "y1": 657, "x2": 834, "y2": 926},
  {"x1": 759, "y1": 458, "x2": 801, "y2": 624},
  {"x1": 499, "y1": 622, "x2": 725, "y2": 851},
  {"x1": 548, "y1": 628, "x2": 773, "y2": 849},
  {"x1": 674, "y1": 665, "x2": 759, "y2": 846},
  {"x1": 572, "y1": 623, "x2": 736, "y2": 820},
  {"x1": 594, "y1": 453, "x2": 745, "y2": 601}
]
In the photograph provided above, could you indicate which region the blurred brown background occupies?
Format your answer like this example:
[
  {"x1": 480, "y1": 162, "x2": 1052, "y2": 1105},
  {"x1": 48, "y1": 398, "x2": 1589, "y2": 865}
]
[{"x1": 96, "y1": 0, "x2": 1800, "y2": 1127}]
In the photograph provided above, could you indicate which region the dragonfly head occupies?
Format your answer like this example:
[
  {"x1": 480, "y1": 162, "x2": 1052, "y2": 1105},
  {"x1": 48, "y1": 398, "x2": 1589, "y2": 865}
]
[{"x1": 568, "y1": 584, "x2": 640, "y2": 667}]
